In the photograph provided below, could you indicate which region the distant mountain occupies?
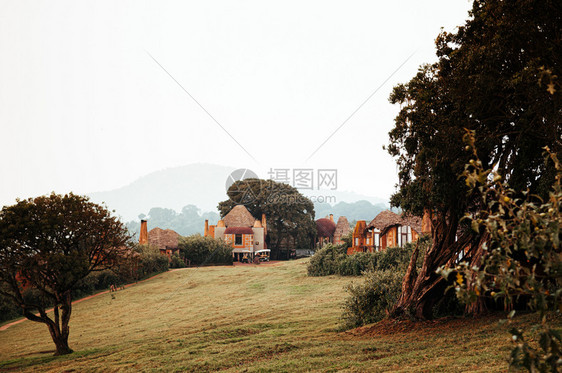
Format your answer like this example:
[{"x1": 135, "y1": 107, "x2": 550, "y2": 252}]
[
  {"x1": 88, "y1": 163, "x2": 236, "y2": 221},
  {"x1": 87, "y1": 163, "x2": 390, "y2": 230}
]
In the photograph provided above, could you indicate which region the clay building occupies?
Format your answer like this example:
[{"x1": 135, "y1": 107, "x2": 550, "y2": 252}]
[
  {"x1": 333, "y1": 216, "x2": 351, "y2": 245},
  {"x1": 347, "y1": 210, "x2": 430, "y2": 254},
  {"x1": 204, "y1": 205, "x2": 269, "y2": 262},
  {"x1": 139, "y1": 219, "x2": 181, "y2": 259}
]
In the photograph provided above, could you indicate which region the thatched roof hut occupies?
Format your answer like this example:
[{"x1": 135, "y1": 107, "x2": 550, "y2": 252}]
[
  {"x1": 148, "y1": 227, "x2": 181, "y2": 251},
  {"x1": 367, "y1": 210, "x2": 402, "y2": 232},
  {"x1": 335, "y1": 216, "x2": 350, "y2": 237},
  {"x1": 401, "y1": 214, "x2": 423, "y2": 235},
  {"x1": 367, "y1": 210, "x2": 423, "y2": 235},
  {"x1": 223, "y1": 205, "x2": 256, "y2": 227}
]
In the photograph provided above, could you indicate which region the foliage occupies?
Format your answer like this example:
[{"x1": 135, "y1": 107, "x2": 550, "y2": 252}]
[
  {"x1": 169, "y1": 254, "x2": 186, "y2": 269},
  {"x1": 179, "y1": 235, "x2": 233, "y2": 266},
  {"x1": 440, "y1": 136, "x2": 562, "y2": 372},
  {"x1": 0, "y1": 193, "x2": 131, "y2": 355},
  {"x1": 340, "y1": 231, "x2": 353, "y2": 249},
  {"x1": 218, "y1": 179, "x2": 316, "y2": 255},
  {"x1": 337, "y1": 252, "x2": 376, "y2": 276},
  {"x1": 341, "y1": 270, "x2": 404, "y2": 329},
  {"x1": 308, "y1": 238, "x2": 430, "y2": 277},
  {"x1": 387, "y1": 0, "x2": 561, "y2": 319},
  {"x1": 135, "y1": 245, "x2": 170, "y2": 278},
  {"x1": 307, "y1": 244, "x2": 347, "y2": 276}
]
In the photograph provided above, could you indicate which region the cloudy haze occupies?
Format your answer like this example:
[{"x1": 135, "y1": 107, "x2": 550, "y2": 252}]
[{"x1": 0, "y1": 0, "x2": 472, "y2": 212}]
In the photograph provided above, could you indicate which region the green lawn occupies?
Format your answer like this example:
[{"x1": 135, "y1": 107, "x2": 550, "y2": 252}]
[{"x1": 0, "y1": 259, "x2": 541, "y2": 372}]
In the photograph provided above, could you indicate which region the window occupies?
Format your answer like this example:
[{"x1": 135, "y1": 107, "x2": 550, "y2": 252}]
[
  {"x1": 355, "y1": 237, "x2": 359, "y2": 246},
  {"x1": 235, "y1": 234, "x2": 243, "y2": 245},
  {"x1": 374, "y1": 232, "x2": 380, "y2": 251},
  {"x1": 399, "y1": 226, "x2": 410, "y2": 247},
  {"x1": 407, "y1": 226, "x2": 412, "y2": 242}
]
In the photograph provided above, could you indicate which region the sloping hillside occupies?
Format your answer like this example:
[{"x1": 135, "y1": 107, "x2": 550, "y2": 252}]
[{"x1": 0, "y1": 260, "x2": 531, "y2": 372}]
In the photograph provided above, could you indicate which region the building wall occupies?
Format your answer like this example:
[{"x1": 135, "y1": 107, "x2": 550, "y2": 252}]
[
  {"x1": 252, "y1": 227, "x2": 264, "y2": 251},
  {"x1": 215, "y1": 227, "x2": 226, "y2": 240},
  {"x1": 347, "y1": 221, "x2": 375, "y2": 254},
  {"x1": 224, "y1": 233, "x2": 253, "y2": 249},
  {"x1": 385, "y1": 227, "x2": 397, "y2": 248}
]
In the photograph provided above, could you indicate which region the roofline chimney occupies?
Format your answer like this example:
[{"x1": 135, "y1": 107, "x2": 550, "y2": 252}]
[
  {"x1": 261, "y1": 213, "x2": 267, "y2": 235},
  {"x1": 139, "y1": 219, "x2": 148, "y2": 245}
]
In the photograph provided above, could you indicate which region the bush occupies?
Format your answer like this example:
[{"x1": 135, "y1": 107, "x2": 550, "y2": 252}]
[
  {"x1": 307, "y1": 244, "x2": 346, "y2": 276},
  {"x1": 179, "y1": 234, "x2": 233, "y2": 266},
  {"x1": 337, "y1": 252, "x2": 376, "y2": 276},
  {"x1": 169, "y1": 254, "x2": 186, "y2": 268},
  {"x1": 137, "y1": 245, "x2": 169, "y2": 279},
  {"x1": 73, "y1": 270, "x2": 121, "y2": 298},
  {"x1": 308, "y1": 238, "x2": 430, "y2": 277},
  {"x1": 341, "y1": 270, "x2": 404, "y2": 329}
]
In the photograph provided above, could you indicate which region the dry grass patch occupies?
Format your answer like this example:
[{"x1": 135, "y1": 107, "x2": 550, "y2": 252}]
[{"x1": 0, "y1": 259, "x2": 555, "y2": 372}]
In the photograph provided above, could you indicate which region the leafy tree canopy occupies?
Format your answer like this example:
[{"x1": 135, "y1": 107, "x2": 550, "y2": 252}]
[
  {"x1": 388, "y1": 0, "x2": 561, "y2": 217},
  {"x1": 0, "y1": 193, "x2": 130, "y2": 355},
  {"x1": 387, "y1": 0, "x2": 561, "y2": 319}
]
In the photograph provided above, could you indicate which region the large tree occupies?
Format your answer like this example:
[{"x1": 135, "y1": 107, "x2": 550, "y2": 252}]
[
  {"x1": 218, "y1": 179, "x2": 316, "y2": 257},
  {"x1": 387, "y1": 0, "x2": 561, "y2": 319},
  {"x1": 0, "y1": 193, "x2": 130, "y2": 355}
]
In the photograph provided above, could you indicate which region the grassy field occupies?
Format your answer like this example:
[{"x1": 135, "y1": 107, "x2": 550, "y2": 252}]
[{"x1": 0, "y1": 259, "x2": 544, "y2": 372}]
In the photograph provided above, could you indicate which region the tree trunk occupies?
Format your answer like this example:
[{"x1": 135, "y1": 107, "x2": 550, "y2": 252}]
[
  {"x1": 463, "y1": 231, "x2": 490, "y2": 315},
  {"x1": 51, "y1": 330, "x2": 73, "y2": 356},
  {"x1": 392, "y1": 210, "x2": 473, "y2": 319},
  {"x1": 26, "y1": 291, "x2": 74, "y2": 356},
  {"x1": 395, "y1": 240, "x2": 419, "y2": 310}
]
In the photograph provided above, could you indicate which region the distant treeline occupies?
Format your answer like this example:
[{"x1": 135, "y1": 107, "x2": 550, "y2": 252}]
[
  {"x1": 126, "y1": 204, "x2": 219, "y2": 238},
  {"x1": 126, "y1": 200, "x2": 389, "y2": 238}
]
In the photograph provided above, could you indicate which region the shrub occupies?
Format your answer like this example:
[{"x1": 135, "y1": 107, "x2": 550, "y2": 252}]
[
  {"x1": 307, "y1": 244, "x2": 346, "y2": 276},
  {"x1": 341, "y1": 270, "x2": 404, "y2": 329},
  {"x1": 137, "y1": 245, "x2": 169, "y2": 279},
  {"x1": 169, "y1": 254, "x2": 186, "y2": 268},
  {"x1": 179, "y1": 234, "x2": 233, "y2": 266},
  {"x1": 72, "y1": 270, "x2": 123, "y2": 298},
  {"x1": 337, "y1": 252, "x2": 376, "y2": 276},
  {"x1": 308, "y1": 237, "x2": 430, "y2": 277}
]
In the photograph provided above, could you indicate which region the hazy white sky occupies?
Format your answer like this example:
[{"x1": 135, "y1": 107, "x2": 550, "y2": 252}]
[{"x1": 0, "y1": 0, "x2": 473, "y2": 209}]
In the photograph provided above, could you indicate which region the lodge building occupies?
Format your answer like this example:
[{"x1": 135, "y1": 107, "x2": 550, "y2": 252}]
[
  {"x1": 347, "y1": 210, "x2": 431, "y2": 254},
  {"x1": 204, "y1": 205, "x2": 270, "y2": 262}
]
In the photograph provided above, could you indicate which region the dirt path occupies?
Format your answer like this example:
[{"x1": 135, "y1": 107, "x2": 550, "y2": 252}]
[
  {"x1": 0, "y1": 271, "x2": 172, "y2": 332},
  {"x1": 233, "y1": 260, "x2": 284, "y2": 267}
]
